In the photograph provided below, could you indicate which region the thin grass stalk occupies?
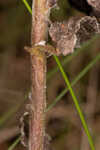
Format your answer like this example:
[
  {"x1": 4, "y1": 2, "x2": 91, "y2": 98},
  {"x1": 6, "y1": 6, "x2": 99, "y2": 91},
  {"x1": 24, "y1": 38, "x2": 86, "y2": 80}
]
[
  {"x1": 46, "y1": 52, "x2": 100, "y2": 111},
  {"x1": 8, "y1": 136, "x2": 21, "y2": 150},
  {"x1": 54, "y1": 55, "x2": 95, "y2": 150}
]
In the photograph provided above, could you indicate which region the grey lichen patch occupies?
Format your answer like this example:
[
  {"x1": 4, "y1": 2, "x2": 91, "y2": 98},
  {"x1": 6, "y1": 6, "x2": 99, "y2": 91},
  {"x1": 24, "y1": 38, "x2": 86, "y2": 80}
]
[
  {"x1": 49, "y1": 16, "x2": 100, "y2": 56},
  {"x1": 57, "y1": 33, "x2": 77, "y2": 55},
  {"x1": 76, "y1": 16, "x2": 100, "y2": 47}
]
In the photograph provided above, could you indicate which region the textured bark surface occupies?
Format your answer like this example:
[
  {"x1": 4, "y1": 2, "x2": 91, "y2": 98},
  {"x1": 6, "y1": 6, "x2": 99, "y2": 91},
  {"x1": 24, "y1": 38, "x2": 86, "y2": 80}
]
[
  {"x1": 29, "y1": 50, "x2": 46, "y2": 150},
  {"x1": 29, "y1": 0, "x2": 49, "y2": 150}
]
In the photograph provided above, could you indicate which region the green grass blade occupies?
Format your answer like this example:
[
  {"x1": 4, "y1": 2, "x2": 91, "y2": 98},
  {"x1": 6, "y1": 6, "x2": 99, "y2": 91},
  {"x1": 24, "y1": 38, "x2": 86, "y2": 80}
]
[
  {"x1": 47, "y1": 48, "x2": 83, "y2": 80},
  {"x1": 8, "y1": 136, "x2": 21, "y2": 150},
  {"x1": 22, "y1": 0, "x2": 32, "y2": 14},
  {"x1": 46, "y1": 52, "x2": 100, "y2": 111},
  {"x1": 53, "y1": 55, "x2": 95, "y2": 150}
]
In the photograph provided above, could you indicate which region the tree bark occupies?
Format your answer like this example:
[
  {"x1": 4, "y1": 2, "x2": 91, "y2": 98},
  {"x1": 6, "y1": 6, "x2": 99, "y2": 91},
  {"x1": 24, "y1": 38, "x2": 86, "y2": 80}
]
[{"x1": 29, "y1": 0, "x2": 49, "y2": 150}]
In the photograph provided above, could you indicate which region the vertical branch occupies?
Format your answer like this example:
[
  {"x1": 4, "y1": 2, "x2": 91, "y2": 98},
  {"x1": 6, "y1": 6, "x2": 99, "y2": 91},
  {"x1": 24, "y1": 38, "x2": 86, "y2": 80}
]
[
  {"x1": 29, "y1": 0, "x2": 49, "y2": 150},
  {"x1": 29, "y1": 51, "x2": 46, "y2": 150},
  {"x1": 31, "y1": 0, "x2": 48, "y2": 44}
]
